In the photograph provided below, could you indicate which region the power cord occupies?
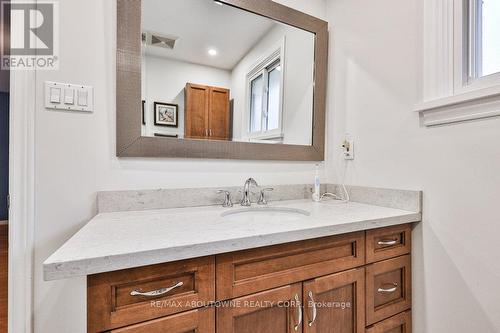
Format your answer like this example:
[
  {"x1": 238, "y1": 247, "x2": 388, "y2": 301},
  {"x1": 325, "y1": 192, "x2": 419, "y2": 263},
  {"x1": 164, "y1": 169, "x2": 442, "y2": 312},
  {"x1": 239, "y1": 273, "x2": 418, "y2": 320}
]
[
  {"x1": 319, "y1": 182, "x2": 350, "y2": 203},
  {"x1": 317, "y1": 138, "x2": 351, "y2": 203}
]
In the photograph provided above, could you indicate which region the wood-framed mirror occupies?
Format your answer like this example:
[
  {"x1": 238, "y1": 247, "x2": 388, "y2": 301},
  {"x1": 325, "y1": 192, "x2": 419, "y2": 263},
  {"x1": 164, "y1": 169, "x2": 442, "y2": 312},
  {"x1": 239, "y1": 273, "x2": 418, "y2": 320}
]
[{"x1": 117, "y1": 0, "x2": 328, "y2": 161}]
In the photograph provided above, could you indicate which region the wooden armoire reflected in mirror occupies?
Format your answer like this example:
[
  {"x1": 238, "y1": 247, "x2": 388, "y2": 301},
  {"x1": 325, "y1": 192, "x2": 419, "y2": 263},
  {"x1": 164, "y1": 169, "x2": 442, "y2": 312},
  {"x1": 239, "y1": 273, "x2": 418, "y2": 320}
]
[{"x1": 184, "y1": 83, "x2": 231, "y2": 140}]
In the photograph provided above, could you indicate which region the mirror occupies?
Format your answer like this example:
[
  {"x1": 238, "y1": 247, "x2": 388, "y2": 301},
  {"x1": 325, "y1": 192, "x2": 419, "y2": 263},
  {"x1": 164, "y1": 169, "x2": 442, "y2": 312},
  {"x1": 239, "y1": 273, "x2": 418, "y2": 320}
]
[
  {"x1": 141, "y1": 0, "x2": 315, "y2": 145},
  {"x1": 116, "y1": 0, "x2": 328, "y2": 160}
]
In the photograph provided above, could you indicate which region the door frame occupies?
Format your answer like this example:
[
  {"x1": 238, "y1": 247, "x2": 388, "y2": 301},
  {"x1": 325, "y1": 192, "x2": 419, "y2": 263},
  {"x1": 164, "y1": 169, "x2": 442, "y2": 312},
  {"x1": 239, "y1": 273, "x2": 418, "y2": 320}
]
[{"x1": 8, "y1": 65, "x2": 36, "y2": 333}]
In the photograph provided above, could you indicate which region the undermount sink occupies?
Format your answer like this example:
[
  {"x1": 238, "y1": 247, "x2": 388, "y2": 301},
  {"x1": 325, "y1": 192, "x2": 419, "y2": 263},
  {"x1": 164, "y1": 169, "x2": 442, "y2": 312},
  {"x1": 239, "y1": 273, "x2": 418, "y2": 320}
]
[{"x1": 221, "y1": 207, "x2": 311, "y2": 218}]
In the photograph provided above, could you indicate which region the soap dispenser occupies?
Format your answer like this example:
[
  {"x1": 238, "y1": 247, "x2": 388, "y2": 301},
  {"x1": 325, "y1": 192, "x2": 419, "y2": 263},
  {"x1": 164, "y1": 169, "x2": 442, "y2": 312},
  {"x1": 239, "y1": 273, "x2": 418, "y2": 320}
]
[{"x1": 312, "y1": 164, "x2": 321, "y2": 202}]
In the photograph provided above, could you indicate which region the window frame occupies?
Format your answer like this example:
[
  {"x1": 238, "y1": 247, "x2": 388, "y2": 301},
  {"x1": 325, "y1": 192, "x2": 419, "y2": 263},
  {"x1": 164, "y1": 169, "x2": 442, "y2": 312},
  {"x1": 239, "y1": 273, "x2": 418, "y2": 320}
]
[
  {"x1": 416, "y1": 0, "x2": 500, "y2": 126},
  {"x1": 454, "y1": 0, "x2": 500, "y2": 94},
  {"x1": 249, "y1": 73, "x2": 265, "y2": 134},
  {"x1": 245, "y1": 39, "x2": 285, "y2": 142}
]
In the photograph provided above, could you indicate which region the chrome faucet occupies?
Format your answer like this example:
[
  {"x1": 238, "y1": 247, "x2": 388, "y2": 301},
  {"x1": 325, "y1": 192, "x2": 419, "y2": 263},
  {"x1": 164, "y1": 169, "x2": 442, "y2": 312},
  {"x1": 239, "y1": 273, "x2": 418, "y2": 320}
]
[
  {"x1": 240, "y1": 178, "x2": 259, "y2": 206},
  {"x1": 216, "y1": 190, "x2": 233, "y2": 208}
]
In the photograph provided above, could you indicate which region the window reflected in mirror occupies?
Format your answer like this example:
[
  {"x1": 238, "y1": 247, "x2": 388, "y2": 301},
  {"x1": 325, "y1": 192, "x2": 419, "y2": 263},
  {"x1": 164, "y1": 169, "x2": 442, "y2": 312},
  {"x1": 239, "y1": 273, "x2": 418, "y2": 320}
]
[{"x1": 140, "y1": 0, "x2": 315, "y2": 146}]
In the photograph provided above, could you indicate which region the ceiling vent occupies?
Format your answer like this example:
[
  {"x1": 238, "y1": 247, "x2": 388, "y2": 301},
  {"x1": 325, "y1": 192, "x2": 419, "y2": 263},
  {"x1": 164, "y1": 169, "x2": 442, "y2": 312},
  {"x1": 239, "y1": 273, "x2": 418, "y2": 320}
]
[{"x1": 142, "y1": 31, "x2": 178, "y2": 50}]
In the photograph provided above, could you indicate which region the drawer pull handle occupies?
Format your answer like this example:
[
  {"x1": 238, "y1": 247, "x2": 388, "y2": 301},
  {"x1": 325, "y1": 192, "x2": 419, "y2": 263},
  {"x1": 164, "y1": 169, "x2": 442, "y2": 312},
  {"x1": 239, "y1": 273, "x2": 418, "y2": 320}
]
[
  {"x1": 377, "y1": 240, "x2": 397, "y2": 246},
  {"x1": 294, "y1": 294, "x2": 302, "y2": 331},
  {"x1": 130, "y1": 281, "x2": 184, "y2": 297},
  {"x1": 377, "y1": 283, "x2": 398, "y2": 293},
  {"x1": 307, "y1": 291, "x2": 317, "y2": 327}
]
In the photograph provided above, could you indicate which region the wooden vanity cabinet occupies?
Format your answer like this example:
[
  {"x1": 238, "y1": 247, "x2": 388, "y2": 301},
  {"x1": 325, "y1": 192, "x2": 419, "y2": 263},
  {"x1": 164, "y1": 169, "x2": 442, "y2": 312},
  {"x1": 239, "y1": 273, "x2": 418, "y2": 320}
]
[
  {"x1": 185, "y1": 83, "x2": 230, "y2": 140},
  {"x1": 87, "y1": 225, "x2": 413, "y2": 333}
]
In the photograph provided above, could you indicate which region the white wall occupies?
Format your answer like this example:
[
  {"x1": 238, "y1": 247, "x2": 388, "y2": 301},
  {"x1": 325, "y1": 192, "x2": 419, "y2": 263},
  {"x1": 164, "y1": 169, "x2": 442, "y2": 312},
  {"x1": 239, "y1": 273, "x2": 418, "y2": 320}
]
[
  {"x1": 143, "y1": 56, "x2": 231, "y2": 138},
  {"x1": 327, "y1": 0, "x2": 500, "y2": 332},
  {"x1": 33, "y1": 1, "x2": 327, "y2": 332},
  {"x1": 231, "y1": 24, "x2": 315, "y2": 144},
  {"x1": 33, "y1": 0, "x2": 500, "y2": 332}
]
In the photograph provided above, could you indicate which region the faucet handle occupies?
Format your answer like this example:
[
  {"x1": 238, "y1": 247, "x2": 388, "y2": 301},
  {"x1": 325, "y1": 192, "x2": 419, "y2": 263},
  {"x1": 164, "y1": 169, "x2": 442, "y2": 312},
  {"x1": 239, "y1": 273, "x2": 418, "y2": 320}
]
[
  {"x1": 258, "y1": 188, "x2": 274, "y2": 205},
  {"x1": 216, "y1": 190, "x2": 233, "y2": 208}
]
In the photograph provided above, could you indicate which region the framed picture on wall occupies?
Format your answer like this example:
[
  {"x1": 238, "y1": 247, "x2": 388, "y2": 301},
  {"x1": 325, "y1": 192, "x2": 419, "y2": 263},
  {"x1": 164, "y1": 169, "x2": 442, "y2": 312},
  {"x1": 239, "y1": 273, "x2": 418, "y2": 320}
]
[
  {"x1": 154, "y1": 102, "x2": 178, "y2": 127},
  {"x1": 142, "y1": 100, "x2": 146, "y2": 125}
]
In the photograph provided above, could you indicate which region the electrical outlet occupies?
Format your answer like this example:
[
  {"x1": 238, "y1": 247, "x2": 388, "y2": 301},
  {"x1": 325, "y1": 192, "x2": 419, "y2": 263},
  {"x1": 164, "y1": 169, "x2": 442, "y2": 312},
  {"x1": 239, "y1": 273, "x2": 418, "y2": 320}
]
[{"x1": 342, "y1": 136, "x2": 354, "y2": 160}]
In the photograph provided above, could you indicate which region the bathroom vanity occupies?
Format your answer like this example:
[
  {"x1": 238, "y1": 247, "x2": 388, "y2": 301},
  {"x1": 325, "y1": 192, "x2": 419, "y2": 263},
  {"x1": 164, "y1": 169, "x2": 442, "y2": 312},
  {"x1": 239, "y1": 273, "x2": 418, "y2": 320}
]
[
  {"x1": 44, "y1": 185, "x2": 421, "y2": 333},
  {"x1": 42, "y1": 1, "x2": 421, "y2": 331},
  {"x1": 88, "y1": 225, "x2": 412, "y2": 333}
]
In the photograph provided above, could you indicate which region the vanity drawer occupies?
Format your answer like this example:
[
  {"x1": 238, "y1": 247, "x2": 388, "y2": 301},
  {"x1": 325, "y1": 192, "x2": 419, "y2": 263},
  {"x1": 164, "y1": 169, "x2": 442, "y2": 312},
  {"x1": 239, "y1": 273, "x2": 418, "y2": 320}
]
[
  {"x1": 87, "y1": 256, "x2": 215, "y2": 333},
  {"x1": 366, "y1": 311, "x2": 411, "y2": 333},
  {"x1": 366, "y1": 224, "x2": 411, "y2": 264},
  {"x1": 366, "y1": 255, "x2": 411, "y2": 325},
  {"x1": 109, "y1": 307, "x2": 215, "y2": 333},
  {"x1": 216, "y1": 231, "x2": 365, "y2": 300}
]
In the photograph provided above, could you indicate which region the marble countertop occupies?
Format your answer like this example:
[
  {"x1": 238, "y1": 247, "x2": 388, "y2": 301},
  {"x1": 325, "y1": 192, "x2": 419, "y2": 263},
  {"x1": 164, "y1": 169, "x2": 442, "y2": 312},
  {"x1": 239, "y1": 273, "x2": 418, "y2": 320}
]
[{"x1": 43, "y1": 199, "x2": 421, "y2": 281}]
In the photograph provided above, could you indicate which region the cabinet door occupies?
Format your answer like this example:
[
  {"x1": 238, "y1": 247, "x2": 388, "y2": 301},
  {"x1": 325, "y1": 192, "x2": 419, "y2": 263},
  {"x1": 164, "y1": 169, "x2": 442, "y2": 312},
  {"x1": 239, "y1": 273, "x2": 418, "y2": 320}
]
[
  {"x1": 208, "y1": 87, "x2": 230, "y2": 140},
  {"x1": 87, "y1": 257, "x2": 215, "y2": 332},
  {"x1": 185, "y1": 83, "x2": 209, "y2": 139},
  {"x1": 110, "y1": 307, "x2": 215, "y2": 333},
  {"x1": 217, "y1": 232, "x2": 365, "y2": 301},
  {"x1": 303, "y1": 268, "x2": 365, "y2": 333},
  {"x1": 366, "y1": 311, "x2": 411, "y2": 333},
  {"x1": 217, "y1": 283, "x2": 303, "y2": 333},
  {"x1": 366, "y1": 255, "x2": 411, "y2": 325},
  {"x1": 366, "y1": 224, "x2": 411, "y2": 264}
]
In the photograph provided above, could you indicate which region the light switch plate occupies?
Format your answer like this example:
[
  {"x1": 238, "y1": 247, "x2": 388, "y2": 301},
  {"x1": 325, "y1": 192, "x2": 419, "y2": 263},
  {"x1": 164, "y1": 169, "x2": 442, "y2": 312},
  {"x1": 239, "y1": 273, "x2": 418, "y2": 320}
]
[{"x1": 45, "y1": 81, "x2": 94, "y2": 112}]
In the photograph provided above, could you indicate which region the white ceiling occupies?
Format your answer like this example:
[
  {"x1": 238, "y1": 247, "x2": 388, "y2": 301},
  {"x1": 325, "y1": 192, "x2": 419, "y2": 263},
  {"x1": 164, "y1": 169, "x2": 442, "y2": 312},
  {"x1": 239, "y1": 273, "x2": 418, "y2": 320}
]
[{"x1": 142, "y1": 0, "x2": 277, "y2": 70}]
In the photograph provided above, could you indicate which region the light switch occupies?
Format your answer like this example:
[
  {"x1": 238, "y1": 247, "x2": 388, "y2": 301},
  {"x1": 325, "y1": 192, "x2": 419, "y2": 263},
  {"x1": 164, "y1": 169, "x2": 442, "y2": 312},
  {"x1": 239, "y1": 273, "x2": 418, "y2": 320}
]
[
  {"x1": 64, "y1": 88, "x2": 74, "y2": 105},
  {"x1": 77, "y1": 90, "x2": 88, "y2": 106},
  {"x1": 49, "y1": 87, "x2": 61, "y2": 103},
  {"x1": 45, "y1": 81, "x2": 94, "y2": 112}
]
